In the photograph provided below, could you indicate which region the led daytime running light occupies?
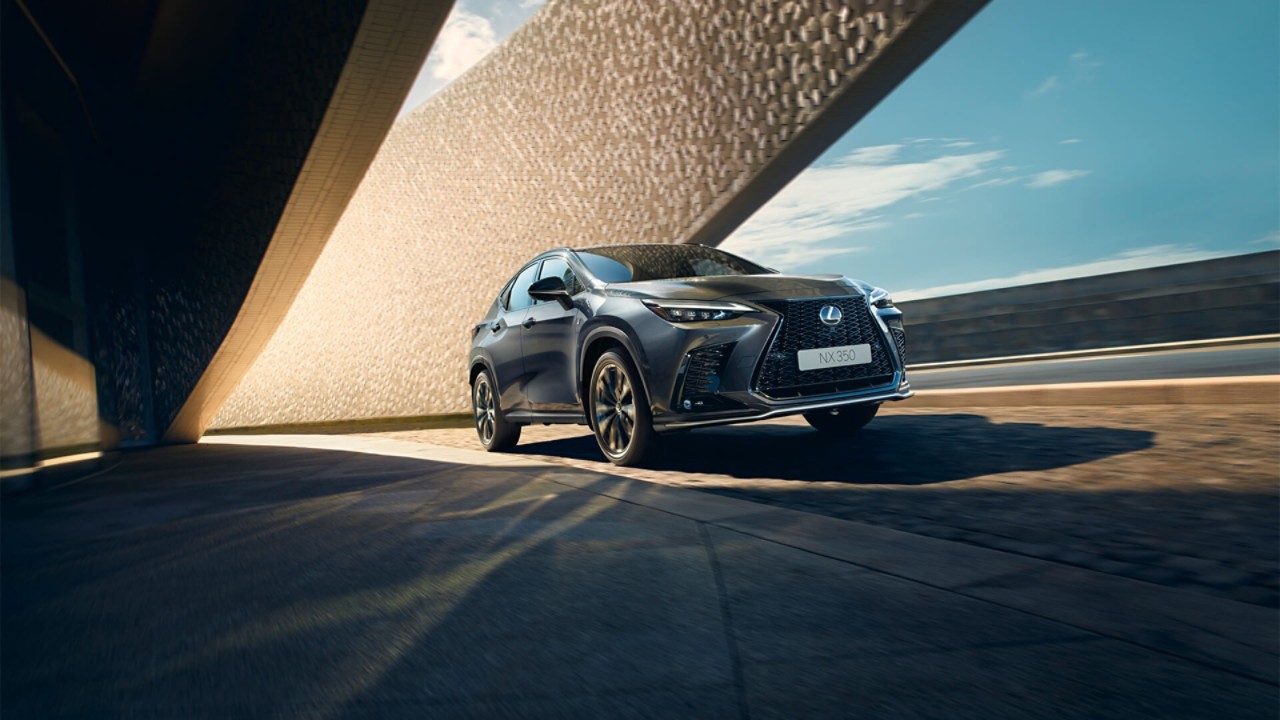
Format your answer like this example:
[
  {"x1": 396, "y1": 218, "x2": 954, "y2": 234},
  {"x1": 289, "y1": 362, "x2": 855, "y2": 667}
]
[{"x1": 644, "y1": 300, "x2": 753, "y2": 323}]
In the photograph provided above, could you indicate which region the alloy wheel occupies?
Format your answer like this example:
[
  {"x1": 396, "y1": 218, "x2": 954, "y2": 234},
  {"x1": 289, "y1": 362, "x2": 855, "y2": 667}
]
[
  {"x1": 592, "y1": 361, "x2": 635, "y2": 457},
  {"x1": 473, "y1": 375, "x2": 497, "y2": 445}
]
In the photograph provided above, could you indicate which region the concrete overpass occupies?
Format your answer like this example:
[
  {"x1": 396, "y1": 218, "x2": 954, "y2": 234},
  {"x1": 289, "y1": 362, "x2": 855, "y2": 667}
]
[
  {"x1": 213, "y1": 0, "x2": 989, "y2": 430},
  {"x1": 1, "y1": 0, "x2": 989, "y2": 474}
]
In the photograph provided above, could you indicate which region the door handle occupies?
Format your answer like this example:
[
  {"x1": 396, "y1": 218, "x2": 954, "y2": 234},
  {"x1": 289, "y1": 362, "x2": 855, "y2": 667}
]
[{"x1": 522, "y1": 317, "x2": 536, "y2": 329}]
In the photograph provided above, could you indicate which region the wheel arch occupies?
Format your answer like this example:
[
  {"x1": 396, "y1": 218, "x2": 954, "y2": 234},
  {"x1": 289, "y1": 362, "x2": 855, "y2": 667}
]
[
  {"x1": 578, "y1": 326, "x2": 652, "y2": 423},
  {"x1": 469, "y1": 355, "x2": 495, "y2": 387}
]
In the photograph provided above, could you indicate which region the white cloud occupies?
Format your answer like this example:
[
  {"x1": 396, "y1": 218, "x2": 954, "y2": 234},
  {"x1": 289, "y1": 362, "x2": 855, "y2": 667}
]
[
  {"x1": 399, "y1": 7, "x2": 500, "y2": 115},
  {"x1": 1058, "y1": 138, "x2": 1083, "y2": 145},
  {"x1": 1253, "y1": 230, "x2": 1280, "y2": 246},
  {"x1": 844, "y1": 144, "x2": 904, "y2": 164},
  {"x1": 1028, "y1": 51, "x2": 1101, "y2": 100},
  {"x1": 519, "y1": 0, "x2": 546, "y2": 6},
  {"x1": 966, "y1": 176, "x2": 1019, "y2": 191},
  {"x1": 896, "y1": 245, "x2": 1236, "y2": 301},
  {"x1": 722, "y1": 144, "x2": 1005, "y2": 269},
  {"x1": 1029, "y1": 75, "x2": 1059, "y2": 98},
  {"x1": 899, "y1": 138, "x2": 978, "y2": 149},
  {"x1": 1027, "y1": 169, "x2": 1091, "y2": 188},
  {"x1": 430, "y1": 9, "x2": 499, "y2": 83},
  {"x1": 1070, "y1": 50, "x2": 1103, "y2": 78}
]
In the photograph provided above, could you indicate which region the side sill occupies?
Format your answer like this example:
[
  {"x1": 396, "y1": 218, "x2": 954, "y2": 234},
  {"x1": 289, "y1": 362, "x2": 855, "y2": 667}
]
[{"x1": 505, "y1": 410, "x2": 589, "y2": 426}]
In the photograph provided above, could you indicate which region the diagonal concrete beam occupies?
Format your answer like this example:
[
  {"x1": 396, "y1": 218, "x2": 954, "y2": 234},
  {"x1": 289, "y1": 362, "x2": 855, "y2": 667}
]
[
  {"x1": 164, "y1": 0, "x2": 455, "y2": 442},
  {"x1": 685, "y1": 0, "x2": 990, "y2": 247}
]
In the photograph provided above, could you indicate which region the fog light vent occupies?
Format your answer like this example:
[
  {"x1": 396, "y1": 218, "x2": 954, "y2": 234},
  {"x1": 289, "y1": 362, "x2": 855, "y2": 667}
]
[
  {"x1": 676, "y1": 343, "x2": 742, "y2": 412},
  {"x1": 886, "y1": 317, "x2": 906, "y2": 365}
]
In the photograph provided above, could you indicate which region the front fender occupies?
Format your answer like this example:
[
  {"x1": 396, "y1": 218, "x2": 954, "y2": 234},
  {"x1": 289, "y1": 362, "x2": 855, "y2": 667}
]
[{"x1": 578, "y1": 319, "x2": 653, "y2": 410}]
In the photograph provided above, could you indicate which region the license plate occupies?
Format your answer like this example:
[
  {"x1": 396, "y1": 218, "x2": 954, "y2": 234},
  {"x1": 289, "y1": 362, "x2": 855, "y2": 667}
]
[{"x1": 797, "y1": 344, "x2": 872, "y2": 371}]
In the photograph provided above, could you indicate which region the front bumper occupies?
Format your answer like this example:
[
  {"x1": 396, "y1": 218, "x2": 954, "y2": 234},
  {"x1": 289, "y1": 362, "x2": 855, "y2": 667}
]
[
  {"x1": 641, "y1": 292, "x2": 910, "y2": 431},
  {"x1": 654, "y1": 381, "x2": 913, "y2": 431}
]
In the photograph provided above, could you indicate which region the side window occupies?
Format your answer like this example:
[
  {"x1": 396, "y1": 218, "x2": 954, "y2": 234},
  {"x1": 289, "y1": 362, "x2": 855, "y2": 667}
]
[
  {"x1": 505, "y1": 263, "x2": 541, "y2": 312},
  {"x1": 538, "y1": 256, "x2": 582, "y2": 295}
]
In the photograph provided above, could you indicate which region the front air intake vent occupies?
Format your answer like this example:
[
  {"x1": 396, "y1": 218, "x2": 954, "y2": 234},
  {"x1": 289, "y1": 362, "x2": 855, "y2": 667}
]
[{"x1": 676, "y1": 343, "x2": 741, "y2": 412}]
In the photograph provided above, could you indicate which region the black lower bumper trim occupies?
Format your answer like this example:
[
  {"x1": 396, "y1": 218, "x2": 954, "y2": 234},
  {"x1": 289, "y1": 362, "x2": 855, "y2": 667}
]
[{"x1": 756, "y1": 374, "x2": 895, "y2": 400}]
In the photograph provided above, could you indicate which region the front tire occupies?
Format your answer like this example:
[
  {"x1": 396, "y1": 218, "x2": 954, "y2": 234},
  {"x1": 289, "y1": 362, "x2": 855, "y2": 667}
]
[
  {"x1": 589, "y1": 350, "x2": 656, "y2": 466},
  {"x1": 804, "y1": 403, "x2": 879, "y2": 434},
  {"x1": 473, "y1": 370, "x2": 521, "y2": 451}
]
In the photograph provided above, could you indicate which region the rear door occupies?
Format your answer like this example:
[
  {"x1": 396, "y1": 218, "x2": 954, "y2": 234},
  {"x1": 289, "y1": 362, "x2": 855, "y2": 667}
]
[{"x1": 522, "y1": 255, "x2": 585, "y2": 412}]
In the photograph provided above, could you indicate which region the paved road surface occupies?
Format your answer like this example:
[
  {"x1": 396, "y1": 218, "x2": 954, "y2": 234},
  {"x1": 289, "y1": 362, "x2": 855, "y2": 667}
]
[
  {"x1": 4, "y1": 442, "x2": 1275, "y2": 718},
  {"x1": 909, "y1": 343, "x2": 1279, "y2": 389},
  {"x1": 386, "y1": 404, "x2": 1280, "y2": 608}
]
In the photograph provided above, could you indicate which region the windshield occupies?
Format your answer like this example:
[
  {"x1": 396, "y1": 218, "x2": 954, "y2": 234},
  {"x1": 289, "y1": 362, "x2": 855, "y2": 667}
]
[{"x1": 574, "y1": 245, "x2": 771, "y2": 283}]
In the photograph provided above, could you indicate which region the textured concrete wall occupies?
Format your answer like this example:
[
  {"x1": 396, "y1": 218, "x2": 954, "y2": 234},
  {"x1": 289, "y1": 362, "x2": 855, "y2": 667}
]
[
  {"x1": 0, "y1": 284, "x2": 97, "y2": 463},
  {"x1": 214, "y1": 0, "x2": 985, "y2": 428},
  {"x1": 30, "y1": 328, "x2": 99, "y2": 454},
  {"x1": 3, "y1": 0, "x2": 451, "y2": 464},
  {"x1": 85, "y1": 0, "x2": 374, "y2": 446},
  {"x1": 898, "y1": 251, "x2": 1280, "y2": 363},
  {"x1": 164, "y1": 0, "x2": 453, "y2": 441},
  {"x1": 0, "y1": 279, "x2": 37, "y2": 466},
  {"x1": 56, "y1": 0, "x2": 452, "y2": 446}
]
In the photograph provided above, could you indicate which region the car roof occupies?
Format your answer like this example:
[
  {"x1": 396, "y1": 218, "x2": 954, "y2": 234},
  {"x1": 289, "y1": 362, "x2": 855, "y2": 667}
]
[{"x1": 572, "y1": 243, "x2": 715, "y2": 252}]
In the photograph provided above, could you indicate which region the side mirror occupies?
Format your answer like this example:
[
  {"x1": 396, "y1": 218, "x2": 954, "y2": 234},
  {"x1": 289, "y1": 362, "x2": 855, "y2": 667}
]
[{"x1": 528, "y1": 276, "x2": 573, "y2": 308}]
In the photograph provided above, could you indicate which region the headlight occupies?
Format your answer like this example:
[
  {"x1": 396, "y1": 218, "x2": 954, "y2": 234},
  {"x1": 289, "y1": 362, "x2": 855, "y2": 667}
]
[
  {"x1": 643, "y1": 299, "x2": 754, "y2": 323},
  {"x1": 868, "y1": 287, "x2": 894, "y2": 309}
]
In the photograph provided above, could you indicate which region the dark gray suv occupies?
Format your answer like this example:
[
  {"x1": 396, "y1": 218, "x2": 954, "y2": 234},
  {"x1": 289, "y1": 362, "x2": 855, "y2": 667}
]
[{"x1": 468, "y1": 244, "x2": 912, "y2": 465}]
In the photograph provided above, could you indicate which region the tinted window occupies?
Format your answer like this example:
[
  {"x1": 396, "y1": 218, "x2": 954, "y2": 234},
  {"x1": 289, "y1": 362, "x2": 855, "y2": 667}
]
[
  {"x1": 538, "y1": 256, "x2": 582, "y2": 295},
  {"x1": 505, "y1": 263, "x2": 541, "y2": 311},
  {"x1": 576, "y1": 253, "x2": 632, "y2": 283},
  {"x1": 575, "y1": 245, "x2": 769, "y2": 282}
]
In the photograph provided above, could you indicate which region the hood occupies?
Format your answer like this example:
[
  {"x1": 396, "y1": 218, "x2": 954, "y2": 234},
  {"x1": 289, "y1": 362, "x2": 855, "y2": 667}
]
[{"x1": 606, "y1": 274, "x2": 865, "y2": 302}]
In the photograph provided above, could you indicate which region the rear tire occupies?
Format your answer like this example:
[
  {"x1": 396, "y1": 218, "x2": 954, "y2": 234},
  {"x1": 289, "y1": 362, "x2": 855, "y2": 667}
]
[
  {"x1": 589, "y1": 350, "x2": 656, "y2": 466},
  {"x1": 473, "y1": 370, "x2": 521, "y2": 451},
  {"x1": 803, "y1": 403, "x2": 879, "y2": 434}
]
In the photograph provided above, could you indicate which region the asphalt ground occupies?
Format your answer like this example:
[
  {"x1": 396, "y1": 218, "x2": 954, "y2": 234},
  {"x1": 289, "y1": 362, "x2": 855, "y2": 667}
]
[
  {"x1": 3, "y1": 441, "x2": 1275, "y2": 718},
  {"x1": 383, "y1": 403, "x2": 1280, "y2": 608},
  {"x1": 908, "y1": 342, "x2": 1280, "y2": 389}
]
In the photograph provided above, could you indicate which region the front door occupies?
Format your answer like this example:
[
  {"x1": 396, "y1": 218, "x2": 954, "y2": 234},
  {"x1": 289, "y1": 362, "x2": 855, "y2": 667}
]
[
  {"x1": 521, "y1": 256, "x2": 584, "y2": 413},
  {"x1": 487, "y1": 261, "x2": 540, "y2": 412}
]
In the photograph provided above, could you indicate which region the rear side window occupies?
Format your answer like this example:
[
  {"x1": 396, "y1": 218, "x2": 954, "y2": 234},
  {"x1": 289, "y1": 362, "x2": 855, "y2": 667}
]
[
  {"x1": 504, "y1": 263, "x2": 541, "y2": 311},
  {"x1": 538, "y1": 256, "x2": 583, "y2": 295}
]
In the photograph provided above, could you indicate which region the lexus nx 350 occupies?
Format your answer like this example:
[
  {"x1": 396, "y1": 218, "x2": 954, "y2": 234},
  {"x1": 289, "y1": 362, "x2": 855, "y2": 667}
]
[{"x1": 468, "y1": 244, "x2": 912, "y2": 465}]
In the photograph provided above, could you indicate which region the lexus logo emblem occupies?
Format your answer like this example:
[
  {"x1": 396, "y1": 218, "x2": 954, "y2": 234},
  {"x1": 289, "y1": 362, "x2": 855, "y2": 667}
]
[{"x1": 819, "y1": 305, "x2": 843, "y2": 326}]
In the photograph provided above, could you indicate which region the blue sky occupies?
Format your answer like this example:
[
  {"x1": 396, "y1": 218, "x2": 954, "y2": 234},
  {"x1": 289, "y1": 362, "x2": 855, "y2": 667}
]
[{"x1": 404, "y1": 1, "x2": 1279, "y2": 299}]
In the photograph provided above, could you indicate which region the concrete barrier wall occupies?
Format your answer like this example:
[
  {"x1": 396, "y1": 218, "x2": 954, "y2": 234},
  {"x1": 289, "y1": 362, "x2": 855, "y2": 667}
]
[{"x1": 897, "y1": 251, "x2": 1279, "y2": 363}]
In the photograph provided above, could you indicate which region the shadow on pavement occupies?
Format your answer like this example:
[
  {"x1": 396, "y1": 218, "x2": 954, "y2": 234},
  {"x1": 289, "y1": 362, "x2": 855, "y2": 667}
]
[
  {"x1": 4, "y1": 444, "x2": 675, "y2": 717},
  {"x1": 512, "y1": 413, "x2": 1156, "y2": 485},
  {"x1": 4, "y1": 441, "x2": 1274, "y2": 717}
]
